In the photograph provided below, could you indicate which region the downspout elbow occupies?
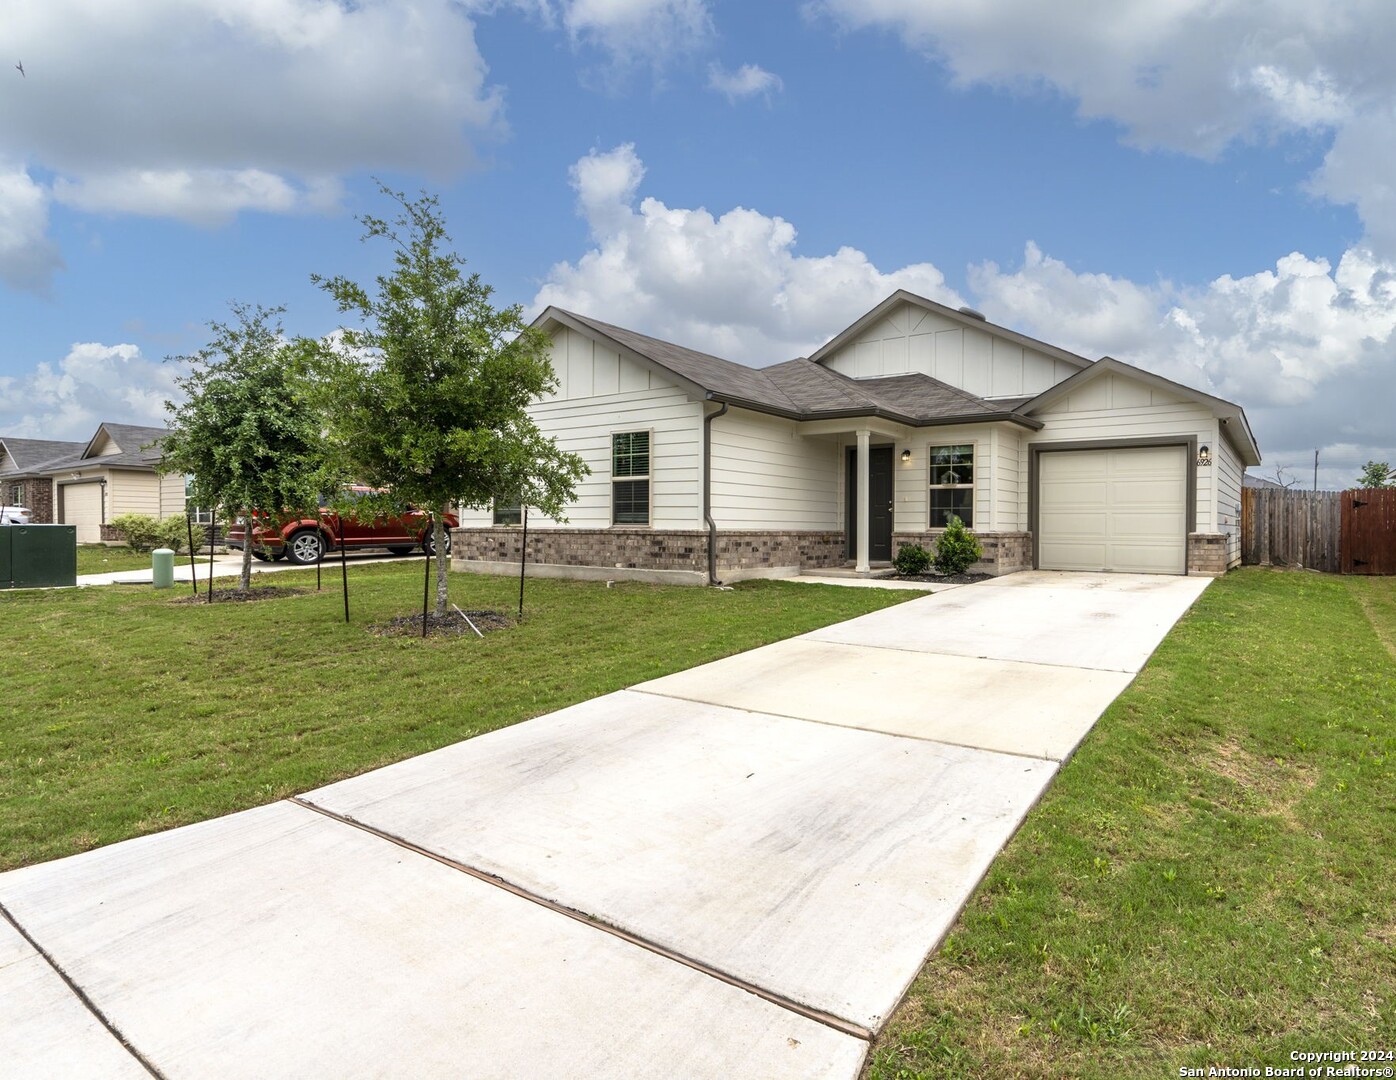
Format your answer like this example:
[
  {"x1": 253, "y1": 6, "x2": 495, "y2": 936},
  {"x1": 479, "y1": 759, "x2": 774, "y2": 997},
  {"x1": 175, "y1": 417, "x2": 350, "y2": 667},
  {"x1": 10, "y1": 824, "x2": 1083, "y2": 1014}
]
[{"x1": 703, "y1": 400, "x2": 729, "y2": 586}]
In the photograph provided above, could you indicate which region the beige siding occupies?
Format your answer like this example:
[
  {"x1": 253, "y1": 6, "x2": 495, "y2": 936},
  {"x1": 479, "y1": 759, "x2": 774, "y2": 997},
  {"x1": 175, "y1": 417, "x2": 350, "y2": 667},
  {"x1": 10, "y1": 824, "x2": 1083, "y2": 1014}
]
[
  {"x1": 820, "y1": 300, "x2": 1079, "y2": 397},
  {"x1": 158, "y1": 472, "x2": 187, "y2": 518},
  {"x1": 710, "y1": 409, "x2": 838, "y2": 530},
  {"x1": 87, "y1": 430, "x2": 119, "y2": 457},
  {"x1": 108, "y1": 470, "x2": 162, "y2": 518},
  {"x1": 1215, "y1": 431, "x2": 1243, "y2": 567},
  {"x1": 458, "y1": 327, "x2": 703, "y2": 530},
  {"x1": 1027, "y1": 372, "x2": 1219, "y2": 534}
]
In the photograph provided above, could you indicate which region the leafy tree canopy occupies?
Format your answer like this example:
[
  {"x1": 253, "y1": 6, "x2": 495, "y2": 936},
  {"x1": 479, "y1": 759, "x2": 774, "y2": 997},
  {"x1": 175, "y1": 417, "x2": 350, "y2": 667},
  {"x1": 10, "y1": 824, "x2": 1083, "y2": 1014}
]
[
  {"x1": 313, "y1": 185, "x2": 587, "y2": 614},
  {"x1": 160, "y1": 304, "x2": 329, "y2": 590},
  {"x1": 1357, "y1": 460, "x2": 1393, "y2": 488}
]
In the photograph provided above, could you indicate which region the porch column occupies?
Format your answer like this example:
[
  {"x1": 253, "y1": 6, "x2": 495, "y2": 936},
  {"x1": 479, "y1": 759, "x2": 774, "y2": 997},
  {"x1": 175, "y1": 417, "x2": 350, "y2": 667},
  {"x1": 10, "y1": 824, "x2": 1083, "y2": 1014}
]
[{"x1": 855, "y1": 428, "x2": 871, "y2": 573}]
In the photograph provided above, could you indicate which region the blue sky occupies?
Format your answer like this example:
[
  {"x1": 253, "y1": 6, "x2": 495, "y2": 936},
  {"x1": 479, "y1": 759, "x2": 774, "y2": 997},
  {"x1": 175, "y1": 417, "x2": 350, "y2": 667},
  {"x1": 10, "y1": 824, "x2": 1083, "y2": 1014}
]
[{"x1": 3, "y1": 0, "x2": 1393, "y2": 488}]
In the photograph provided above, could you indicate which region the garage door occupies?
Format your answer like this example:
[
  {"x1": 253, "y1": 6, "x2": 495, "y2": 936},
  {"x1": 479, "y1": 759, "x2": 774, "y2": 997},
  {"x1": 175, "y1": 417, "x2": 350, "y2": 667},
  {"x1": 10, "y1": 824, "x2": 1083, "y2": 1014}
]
[
  {"x1": 62, "y1": 482, "x2": 104, "y2": 544},
  {"x1": 1038, "y1": 446, "x2": 1187, "y2": 574}
]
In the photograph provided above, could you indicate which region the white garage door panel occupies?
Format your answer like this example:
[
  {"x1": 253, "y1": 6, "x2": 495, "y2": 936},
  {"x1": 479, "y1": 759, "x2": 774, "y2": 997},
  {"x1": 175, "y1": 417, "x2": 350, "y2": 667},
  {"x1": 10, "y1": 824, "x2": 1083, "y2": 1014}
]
[
  {"x1": 63, "y1": 483, "x2": 103, "y2": 544},
  {"x1": 1039, "y1": 447, "x2": 1187, "y2": 574}
]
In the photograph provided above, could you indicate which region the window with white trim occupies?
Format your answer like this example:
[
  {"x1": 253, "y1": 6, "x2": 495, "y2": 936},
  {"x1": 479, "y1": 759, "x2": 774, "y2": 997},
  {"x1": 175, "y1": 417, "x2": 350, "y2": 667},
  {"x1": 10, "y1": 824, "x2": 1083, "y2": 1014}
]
[
  {"x1": 184, "y1": 475, "x2": 215, "y2": 524},
  {"x1": 928, "y1": 444, "x2": 974, "y2": 528},
  {"x1": 611, "y1": 431, "x2": 651, "y2": 526},
  {"x1": 493, "y1": 501, "x2": 522, "y2": 526}
]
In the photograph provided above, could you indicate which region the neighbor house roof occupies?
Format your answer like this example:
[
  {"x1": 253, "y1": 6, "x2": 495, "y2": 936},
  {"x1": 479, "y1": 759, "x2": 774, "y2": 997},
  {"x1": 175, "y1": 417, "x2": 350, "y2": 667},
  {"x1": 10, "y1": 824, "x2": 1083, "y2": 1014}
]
[
  {"x1": 0, "y1": 437, "x2": 87, "y2": 476},
  {"x1": 23, "y1": 423, "x2": 171, "y2": 475},
  {"x1": 539, "y1": 308, "x2": 1044, "y2": 430}
]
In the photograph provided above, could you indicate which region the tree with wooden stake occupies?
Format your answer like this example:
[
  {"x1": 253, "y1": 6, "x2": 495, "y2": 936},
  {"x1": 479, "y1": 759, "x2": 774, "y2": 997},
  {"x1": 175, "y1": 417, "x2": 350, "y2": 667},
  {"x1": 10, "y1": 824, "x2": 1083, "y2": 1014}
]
[
  {"x1": 313, "y1": 185, "x2": 587, "y2": 621},
  {"x1": 160, "y1": 306, "x2": 328, "y2": 594}
]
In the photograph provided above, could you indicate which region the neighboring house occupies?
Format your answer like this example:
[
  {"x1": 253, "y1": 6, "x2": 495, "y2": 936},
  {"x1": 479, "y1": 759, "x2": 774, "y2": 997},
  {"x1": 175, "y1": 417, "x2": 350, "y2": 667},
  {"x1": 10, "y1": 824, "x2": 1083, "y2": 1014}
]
[
  {"x1": 0, "y1": 423, "x2": 185, "y2": 543},
  {"x1": 451, "y1": 290, "x2": 1261, "y2": 584},
  {"x1": 1242, "y1": 474, "x2": 1285, "y2": 490},
  {"x1": 0, "y1": 438, "x2": 85, "y2": 524}
]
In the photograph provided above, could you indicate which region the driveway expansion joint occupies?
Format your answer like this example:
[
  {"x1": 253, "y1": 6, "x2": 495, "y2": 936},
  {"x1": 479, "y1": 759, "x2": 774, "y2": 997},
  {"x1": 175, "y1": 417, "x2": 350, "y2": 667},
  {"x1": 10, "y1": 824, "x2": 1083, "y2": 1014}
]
[
  {"x1": 0, "y1": 900, "x2": 166, "y2": 1079},
  {"x1": 623, "y1": 687, "x2": 1062, "y2": 762},
  {"x1": 286, "y1": 797, "x2": 875, "y2": 1042}
]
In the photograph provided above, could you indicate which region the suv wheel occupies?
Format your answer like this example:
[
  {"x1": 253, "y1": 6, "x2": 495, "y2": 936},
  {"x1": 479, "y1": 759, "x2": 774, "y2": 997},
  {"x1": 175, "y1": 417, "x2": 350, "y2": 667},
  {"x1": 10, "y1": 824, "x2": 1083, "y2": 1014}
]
[
  {"x1": 286, "y1": 530, "x2": 326, "y2": 565},
  {"x1": 422, "y1": 529, "x2": 451, "y2": 557}
]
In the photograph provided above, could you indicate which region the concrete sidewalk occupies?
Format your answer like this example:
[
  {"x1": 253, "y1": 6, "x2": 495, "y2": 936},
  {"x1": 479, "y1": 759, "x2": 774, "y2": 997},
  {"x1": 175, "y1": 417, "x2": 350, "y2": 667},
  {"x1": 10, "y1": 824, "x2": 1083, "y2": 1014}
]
[
  {"x1": 76, "y1": 550, "x2": 404, "y2": 587},
  {"x1": 0, "y1": 571, "x2": 1211, "y2": 1078}
]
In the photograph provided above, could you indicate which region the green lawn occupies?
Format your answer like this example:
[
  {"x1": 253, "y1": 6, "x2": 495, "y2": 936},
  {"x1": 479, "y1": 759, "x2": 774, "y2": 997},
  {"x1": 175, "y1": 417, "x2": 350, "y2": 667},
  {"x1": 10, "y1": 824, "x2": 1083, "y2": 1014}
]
[
  {"x1": 75, "y1": 544, "x2": 160, "y2": 575},
  {"x1": 0, "y1": 566, "x2": 914, "y2": 871},
  {"x1": 867, "y1": 568, "x2": 1396, "y2": 1079}
]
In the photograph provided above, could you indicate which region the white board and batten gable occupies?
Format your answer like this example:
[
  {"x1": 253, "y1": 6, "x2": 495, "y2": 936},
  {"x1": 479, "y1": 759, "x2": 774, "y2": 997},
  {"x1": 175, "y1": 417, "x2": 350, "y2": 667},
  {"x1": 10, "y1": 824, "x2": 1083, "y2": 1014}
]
[
  {"x1": 811, "y1": 294, "x2": 1088, "y2": 399},
  {"x1": 454, "y1": 320, "x2": 704, "y2": 530}
]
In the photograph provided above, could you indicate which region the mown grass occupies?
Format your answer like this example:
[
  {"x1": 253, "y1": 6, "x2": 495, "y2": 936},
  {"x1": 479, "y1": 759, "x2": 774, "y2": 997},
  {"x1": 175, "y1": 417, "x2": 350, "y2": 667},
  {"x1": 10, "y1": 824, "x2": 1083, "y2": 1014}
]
[
  {"x1": 0, "y1": 565, "x2": 915, "y2": 871},
  {"x1": 866, "y1": 568, "x2": 1396, "y2": 1079},
  {"x1": 74, "y1": 544, "x2": 160, "y2": 575}
]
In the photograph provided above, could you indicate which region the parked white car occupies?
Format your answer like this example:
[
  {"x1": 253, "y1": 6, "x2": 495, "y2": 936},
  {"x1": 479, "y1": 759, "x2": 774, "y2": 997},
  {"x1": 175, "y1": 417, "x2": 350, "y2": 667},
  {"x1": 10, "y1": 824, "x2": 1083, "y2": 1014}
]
[{"x1": 0, "y1": 505, "x2": 32, "y2": 524}]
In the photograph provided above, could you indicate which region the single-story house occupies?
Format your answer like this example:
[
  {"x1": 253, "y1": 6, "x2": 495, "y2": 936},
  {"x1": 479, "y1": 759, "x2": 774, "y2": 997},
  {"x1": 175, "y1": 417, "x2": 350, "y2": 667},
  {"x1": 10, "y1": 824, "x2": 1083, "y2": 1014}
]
[
  {"x1": 0, "y1": 423, "x2": 185, "y2": 543},
  {"x1": 451, "y1": 290, "x2": 1260, "y2": 584}
]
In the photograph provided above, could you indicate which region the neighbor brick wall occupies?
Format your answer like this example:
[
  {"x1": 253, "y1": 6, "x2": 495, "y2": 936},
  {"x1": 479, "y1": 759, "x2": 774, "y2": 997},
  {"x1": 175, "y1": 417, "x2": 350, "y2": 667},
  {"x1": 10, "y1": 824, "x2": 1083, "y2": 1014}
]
[
  {"x1": 1188, "y1": 533, "x2": 1229, "y2": 576},
  {"x1": 451, "y1": 528, "x2": 847, "y2": 577},
  {"x1": 892, "y1": 530, "x2": 1033, "y2": 577}
]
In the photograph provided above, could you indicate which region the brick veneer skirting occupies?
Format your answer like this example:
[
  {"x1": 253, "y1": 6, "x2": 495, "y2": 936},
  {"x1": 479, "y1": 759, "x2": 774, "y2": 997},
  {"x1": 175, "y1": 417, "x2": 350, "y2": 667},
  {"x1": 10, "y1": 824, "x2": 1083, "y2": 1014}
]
[
  {"x1": 892, "y1": 530, "x2": 1033, "y2": 577},
  {"x1": 1187, "y1": 533, "x2": 1228, "y2": 576},
  {"x1": 451, "y1": 528, "x2": 847, "y2": 584}
]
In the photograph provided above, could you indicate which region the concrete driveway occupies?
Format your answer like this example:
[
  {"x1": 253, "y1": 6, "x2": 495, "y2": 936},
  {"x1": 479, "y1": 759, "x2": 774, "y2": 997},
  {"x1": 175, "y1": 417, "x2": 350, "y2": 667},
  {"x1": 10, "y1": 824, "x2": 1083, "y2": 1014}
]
[{"x1": 0, "y1": 571, "x2": 1210, "y2": 1078}]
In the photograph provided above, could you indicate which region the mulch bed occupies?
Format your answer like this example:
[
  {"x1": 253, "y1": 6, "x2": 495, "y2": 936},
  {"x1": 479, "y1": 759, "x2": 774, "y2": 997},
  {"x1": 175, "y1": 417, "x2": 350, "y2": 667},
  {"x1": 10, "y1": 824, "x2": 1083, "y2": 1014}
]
[
  {"x1": 369, "y1": 609, "x2": 515, "y2": 639},
  {"x1": 893, "y1": 572, "x2": 993, "y2": 585},
  {"x1": 173, "y1": 586, "x2": 311, "y2": 604}
]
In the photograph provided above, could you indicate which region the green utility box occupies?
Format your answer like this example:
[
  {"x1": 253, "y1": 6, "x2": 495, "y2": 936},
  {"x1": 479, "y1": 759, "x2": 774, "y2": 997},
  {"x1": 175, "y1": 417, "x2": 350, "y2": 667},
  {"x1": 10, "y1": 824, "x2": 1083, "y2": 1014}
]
[{"x1": 3, "y1": 525, "x2": 77, "y2": 589}]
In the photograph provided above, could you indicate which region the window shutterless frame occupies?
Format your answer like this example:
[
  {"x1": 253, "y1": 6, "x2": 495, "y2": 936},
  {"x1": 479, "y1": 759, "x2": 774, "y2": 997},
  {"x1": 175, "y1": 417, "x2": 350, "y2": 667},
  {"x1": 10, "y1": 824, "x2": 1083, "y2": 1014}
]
[
  {"x1": 611, "y1": 429, "x2": 652, "y2": 526},
  {"x1": 927, "y1": 443, "x2": 975, "y2": 528},
  {"x1": 492, "y1": 502, "x2": 522, "y2": 526}
]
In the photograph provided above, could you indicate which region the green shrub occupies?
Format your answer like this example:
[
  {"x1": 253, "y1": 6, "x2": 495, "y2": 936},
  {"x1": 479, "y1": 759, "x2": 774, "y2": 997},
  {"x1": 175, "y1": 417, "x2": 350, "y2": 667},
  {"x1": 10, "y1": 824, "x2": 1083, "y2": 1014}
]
[
  {"x1": 156, "y1": 516, "x2": 205, "y2": 554},
  {"x1": 109, "y1": 513, "x2": 205, "y2": 553},
  {"x1": 109, "y1": 513, "x2": 161, "y2": 553},
  {"x1": 934, "y1": 515, "x2": 983, "y2": 575},
  {"x1": 893, "y1": 542, "x2": 933, "y2": 576}
]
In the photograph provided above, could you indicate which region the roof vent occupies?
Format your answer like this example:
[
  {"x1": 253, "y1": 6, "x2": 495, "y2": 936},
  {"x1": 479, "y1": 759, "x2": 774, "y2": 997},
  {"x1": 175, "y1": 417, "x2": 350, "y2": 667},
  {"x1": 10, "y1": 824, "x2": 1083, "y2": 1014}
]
[{"x1": 957, "y1": 306, "x2": 987, "y2": 321}]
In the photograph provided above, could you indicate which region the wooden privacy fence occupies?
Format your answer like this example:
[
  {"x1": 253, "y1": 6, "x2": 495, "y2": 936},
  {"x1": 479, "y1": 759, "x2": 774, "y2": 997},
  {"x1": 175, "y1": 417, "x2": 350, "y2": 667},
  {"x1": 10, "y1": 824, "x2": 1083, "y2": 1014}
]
[
  {"x1": 1342, "y1": 488, "x2": 1396, "y2": 574},
  {"x1": 1242, "y1": 488, "x2": 1395, "y2": 574}
]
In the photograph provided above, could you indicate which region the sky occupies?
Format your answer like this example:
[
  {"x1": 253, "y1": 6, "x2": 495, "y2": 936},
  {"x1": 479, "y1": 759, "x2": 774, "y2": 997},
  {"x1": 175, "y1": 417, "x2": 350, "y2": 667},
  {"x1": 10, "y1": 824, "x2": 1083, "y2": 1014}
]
[{"x1": 2, "y1": 0, "x2": 1394, "y2": 490}]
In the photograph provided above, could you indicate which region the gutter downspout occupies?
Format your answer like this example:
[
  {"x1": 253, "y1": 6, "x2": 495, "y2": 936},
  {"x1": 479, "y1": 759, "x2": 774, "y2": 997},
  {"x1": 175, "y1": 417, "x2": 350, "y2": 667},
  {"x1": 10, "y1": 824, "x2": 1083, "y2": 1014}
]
[{"x1": 703, "y1": 399, "x2": 729, "y2": 585}]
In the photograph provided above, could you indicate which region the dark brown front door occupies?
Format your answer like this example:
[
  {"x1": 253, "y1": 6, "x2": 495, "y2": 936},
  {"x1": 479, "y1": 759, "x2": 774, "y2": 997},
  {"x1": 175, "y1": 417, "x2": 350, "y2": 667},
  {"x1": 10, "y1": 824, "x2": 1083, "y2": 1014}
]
[{"x1": 846, "y1": 445, "x2": 895, "y2": 561}]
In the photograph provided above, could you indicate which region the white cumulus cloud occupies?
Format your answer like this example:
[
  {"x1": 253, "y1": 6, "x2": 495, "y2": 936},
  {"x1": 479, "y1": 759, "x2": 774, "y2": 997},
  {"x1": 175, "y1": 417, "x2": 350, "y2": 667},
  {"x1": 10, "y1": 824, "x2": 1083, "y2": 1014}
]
[
  {"x1": 0, "y1": 0, "x2": 503, "y2": 291},
  {"x1": 969, "y1": 243, "x2": 1396, "y2": 487},
  {"x1": 533, "y1": 144, "x2": 963, "y2": 364},
  {"x1": 0, "y1": 163, "x2": 63, "y2": 294},
  {"x1": 810, "y1": 0, "x2": 1396, "y2": 257},
  {"x1": 707, "y1": 62, "x2": 784, "y2": 103},
  {"x1": 0, "y1": 343, "x2": 182, "y2": 439}
]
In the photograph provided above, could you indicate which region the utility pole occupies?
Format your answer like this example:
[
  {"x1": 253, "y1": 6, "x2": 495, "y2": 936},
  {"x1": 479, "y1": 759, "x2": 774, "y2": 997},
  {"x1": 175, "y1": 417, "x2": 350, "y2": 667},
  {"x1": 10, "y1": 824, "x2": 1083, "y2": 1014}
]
[{"x1": 1313, "y1": 449, "x2": 1319, "y2": 492}]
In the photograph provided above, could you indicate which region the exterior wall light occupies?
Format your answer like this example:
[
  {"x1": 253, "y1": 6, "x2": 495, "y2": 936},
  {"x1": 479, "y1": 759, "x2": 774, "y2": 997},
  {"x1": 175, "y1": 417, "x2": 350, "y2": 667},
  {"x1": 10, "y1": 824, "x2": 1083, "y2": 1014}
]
[
  {"x1": 1197, "y1": 445, "x2": 1212, "y2": 467},
  {"x1": 901, "y1": 449, "x2": 912, "y2": 462}
]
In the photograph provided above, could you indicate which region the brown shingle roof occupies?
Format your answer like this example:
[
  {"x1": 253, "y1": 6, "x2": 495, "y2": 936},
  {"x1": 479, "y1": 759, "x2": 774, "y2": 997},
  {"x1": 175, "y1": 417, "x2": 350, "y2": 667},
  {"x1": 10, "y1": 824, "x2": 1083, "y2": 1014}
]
[{"x1": 546, "y1": 309, "x2": 1041, "y2": 429}]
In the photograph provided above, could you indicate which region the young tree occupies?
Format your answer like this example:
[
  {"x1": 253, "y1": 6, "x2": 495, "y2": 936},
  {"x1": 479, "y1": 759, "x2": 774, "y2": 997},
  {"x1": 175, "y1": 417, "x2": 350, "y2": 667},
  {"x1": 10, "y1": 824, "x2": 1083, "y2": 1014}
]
[
  {"x1": 1357, "y1": 460, "x2": 1393, "y2": 488},
  {"x1": 314, "y1": 186, "x2": 586, "y2": 617},
  {"x1": 160, "y1": 305, "x2": 328, "y2": 591}
]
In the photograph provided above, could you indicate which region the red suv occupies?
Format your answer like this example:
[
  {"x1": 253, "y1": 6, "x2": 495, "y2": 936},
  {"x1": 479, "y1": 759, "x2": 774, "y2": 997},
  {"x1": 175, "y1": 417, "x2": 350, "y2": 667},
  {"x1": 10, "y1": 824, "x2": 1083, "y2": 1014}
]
[{"x1": 225, "y1": 487, "x2": 458, "y2": 565}]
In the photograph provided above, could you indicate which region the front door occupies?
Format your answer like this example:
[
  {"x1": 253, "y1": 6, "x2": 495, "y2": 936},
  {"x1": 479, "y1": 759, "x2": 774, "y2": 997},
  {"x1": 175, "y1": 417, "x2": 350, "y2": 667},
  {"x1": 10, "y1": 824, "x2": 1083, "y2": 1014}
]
[{"x1": 846, "y1": 445, "x2": 895, "y2": 561}]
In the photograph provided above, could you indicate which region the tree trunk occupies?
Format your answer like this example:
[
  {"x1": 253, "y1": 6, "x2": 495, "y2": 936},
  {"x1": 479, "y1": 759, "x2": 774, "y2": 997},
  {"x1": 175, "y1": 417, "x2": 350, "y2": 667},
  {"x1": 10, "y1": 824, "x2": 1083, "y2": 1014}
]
[
  {"x1": 240, "y1": 508, "x2": 253, "y2": 591},
  {"x1": 433, "y1": 509, "x2": 450, "y2": 617}
]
